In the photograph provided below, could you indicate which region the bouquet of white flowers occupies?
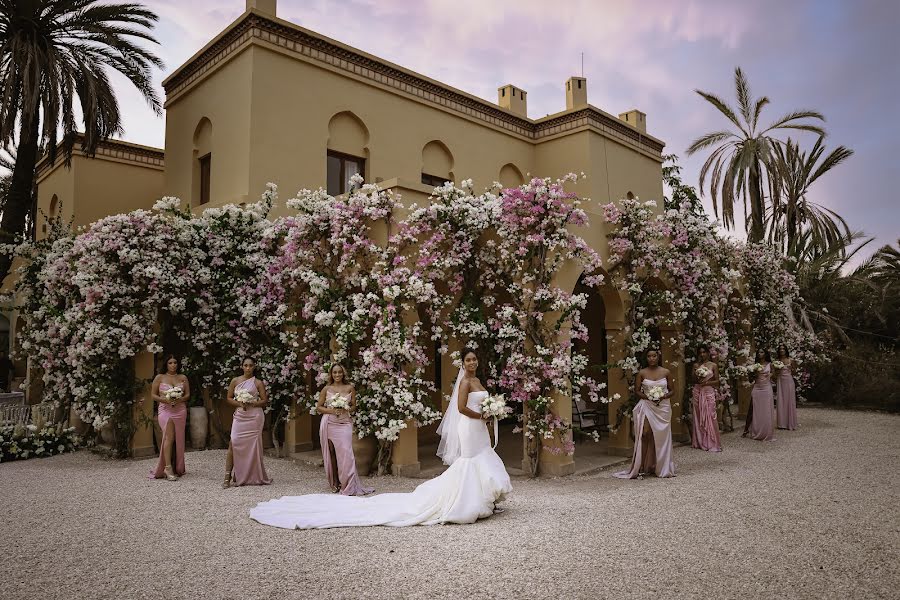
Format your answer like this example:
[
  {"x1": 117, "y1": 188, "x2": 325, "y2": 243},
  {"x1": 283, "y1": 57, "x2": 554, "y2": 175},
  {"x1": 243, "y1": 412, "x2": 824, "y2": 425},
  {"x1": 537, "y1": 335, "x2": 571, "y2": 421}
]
[
  {"x1": 772, "y1": 360, "x2": 785, "y2": 370},
  {"x1": 695, "y1": 365, "x2": 712, "y2": 380},
  {"x1": 645, "y1": 385, "x2": 666, "y2": 405},
  {"x1": 745, "y1": 363, "x2": 762, "y2": 374},
  {"x1": 480, "y1": 394, "x2": 511, "y2": 419},
  {"x1": 328, "y1": 394, "x2": 351, "y2": 411},
  {"x1": 235, "y1": 389, "x2": 255, "y2": 406},
  {"x1": 163, "y1": 386, "x2": 183, "y2": 404}
]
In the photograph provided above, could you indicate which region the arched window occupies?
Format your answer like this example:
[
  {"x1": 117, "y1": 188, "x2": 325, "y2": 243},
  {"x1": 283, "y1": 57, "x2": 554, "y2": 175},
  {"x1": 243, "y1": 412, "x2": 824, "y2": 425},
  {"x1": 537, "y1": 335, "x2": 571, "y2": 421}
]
[
  {"x1": 193, "y1": 118, "x2": 212, "y2": 205},
  {"x1": 421, "y1": 140, "x2": 453, "y2": 187},
  {"x1": 327, "y1": 111, "x2": 369, "y2": 195},
  {"x1": 498, "y1": 163, "x2": 524, "y2": 189}
]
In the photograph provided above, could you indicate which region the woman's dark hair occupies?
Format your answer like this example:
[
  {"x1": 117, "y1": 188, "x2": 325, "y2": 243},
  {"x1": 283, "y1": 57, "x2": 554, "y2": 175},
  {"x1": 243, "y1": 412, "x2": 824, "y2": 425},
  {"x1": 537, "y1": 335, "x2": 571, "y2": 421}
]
[
  {"x1": 776, "y1": 344, "x2": 790, "y2": 358},
  {"x1": 160, "y1": 354, "x2": 180, "y2": 374},
  {"x1": 755, "y1": 348, "x2": 772, "y2": 362},
  {"x1": 241, "y1": 356, "x2": 256, "y2": 365},
  {"x1": 696, "y1": 344, "x2": 710, "y2": 358},
  {"x1": 461, "y1": 347, "x2": 478, "y2": 362}
]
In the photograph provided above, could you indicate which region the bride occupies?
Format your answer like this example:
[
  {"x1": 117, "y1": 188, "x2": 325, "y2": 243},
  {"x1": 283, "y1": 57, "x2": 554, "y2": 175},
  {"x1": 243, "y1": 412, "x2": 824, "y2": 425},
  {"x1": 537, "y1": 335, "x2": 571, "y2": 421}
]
[{"x1": 249, "y1": 347, "x2": 512, "y2": 528}]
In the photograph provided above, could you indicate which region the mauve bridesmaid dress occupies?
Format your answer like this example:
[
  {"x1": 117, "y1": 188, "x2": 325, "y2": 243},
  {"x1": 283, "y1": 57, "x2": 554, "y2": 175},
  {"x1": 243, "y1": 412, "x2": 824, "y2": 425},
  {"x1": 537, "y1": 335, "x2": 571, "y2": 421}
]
[
  {"x1": 691, "y1": 382, "x2": 723, "y2": 452},
  {"x1": 319, "y1": 390, "x2": 373, "y2": 496},
  {"x1": 229, "y1": 377, "x2": 272, "y2": 486},
  {"x1": 776, "y1": 363, "x2": 799, "y2": 430},
  {"x1": 749, "y1": 365, "x2": 776, "y2": 441},
  {"x1": 150, "y1": 382, "x2": 186, "y2": 479}
]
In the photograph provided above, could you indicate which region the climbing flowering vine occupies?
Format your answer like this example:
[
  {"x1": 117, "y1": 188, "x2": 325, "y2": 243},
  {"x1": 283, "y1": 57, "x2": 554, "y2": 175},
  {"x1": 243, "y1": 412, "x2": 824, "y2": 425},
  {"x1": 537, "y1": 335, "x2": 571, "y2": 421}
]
[
  {"x1": 600, "y1": 192, "x2": 823, "y2": 434},
  {"x1": 4, "y1": 166, "x2": 822, "y2": 474}
]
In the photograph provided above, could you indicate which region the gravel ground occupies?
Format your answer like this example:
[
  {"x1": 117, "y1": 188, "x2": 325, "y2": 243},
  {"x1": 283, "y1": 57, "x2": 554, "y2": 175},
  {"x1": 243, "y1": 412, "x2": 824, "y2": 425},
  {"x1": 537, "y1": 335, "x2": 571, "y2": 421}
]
[{"x1": 1, "y1": 407, "x2": 898, "y2": 600}]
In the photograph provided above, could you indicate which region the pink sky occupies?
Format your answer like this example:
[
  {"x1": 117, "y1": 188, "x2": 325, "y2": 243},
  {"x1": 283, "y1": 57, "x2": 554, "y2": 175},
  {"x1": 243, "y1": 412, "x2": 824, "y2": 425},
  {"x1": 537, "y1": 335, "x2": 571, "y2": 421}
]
[{"x1": 111, "y1": 0, "x2": 900, "y2": 257}]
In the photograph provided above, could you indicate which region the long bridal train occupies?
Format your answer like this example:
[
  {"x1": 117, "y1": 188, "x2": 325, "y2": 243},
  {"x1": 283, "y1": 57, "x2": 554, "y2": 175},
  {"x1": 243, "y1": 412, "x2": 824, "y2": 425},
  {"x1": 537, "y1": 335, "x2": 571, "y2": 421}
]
[{"x1": 249, "y1": 376, "x2": 512, "y2": 529}]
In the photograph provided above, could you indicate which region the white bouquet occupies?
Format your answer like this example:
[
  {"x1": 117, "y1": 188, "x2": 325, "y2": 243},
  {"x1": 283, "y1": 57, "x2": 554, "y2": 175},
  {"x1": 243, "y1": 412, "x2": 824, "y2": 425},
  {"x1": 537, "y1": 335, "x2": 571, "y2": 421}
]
[
  {"x1": 328, "y1": 394, "x2": 351, "y2": 412},
  {"x1": 772, "y1": 360, "x2": 785, "y2": 370},
  {"x1": 695, "y1": 365, "x2": 712, "y2": 380},
  {"x1": 235, "y1": 389, "x2": 255, "y2": 406},
  {"x1": 480, "y1": 394, "x2": 511, "y2": 419},
  {"x1": 746, "y1": 363, "x2": 762, "y2": 374},
  {"x1": 163, "y1": 386, "x2": 183, "y2": 403},
  {"x1": 645, "y1": 386, "x2": 666, "y2": 405}
]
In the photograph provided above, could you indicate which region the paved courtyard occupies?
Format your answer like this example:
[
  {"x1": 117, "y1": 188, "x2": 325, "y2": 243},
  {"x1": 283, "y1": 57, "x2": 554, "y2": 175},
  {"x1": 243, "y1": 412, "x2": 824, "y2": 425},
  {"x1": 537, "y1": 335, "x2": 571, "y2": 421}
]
[{"x1": 1, "y1": 407, "x2": 898, "y2": 600}]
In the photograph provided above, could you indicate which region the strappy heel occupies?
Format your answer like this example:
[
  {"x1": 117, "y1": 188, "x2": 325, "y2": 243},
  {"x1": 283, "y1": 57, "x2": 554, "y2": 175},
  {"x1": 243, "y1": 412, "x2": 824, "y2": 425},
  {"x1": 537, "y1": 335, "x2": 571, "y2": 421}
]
[{"x1": 163, "y1": 466, "x2": 178, "y2": 482}]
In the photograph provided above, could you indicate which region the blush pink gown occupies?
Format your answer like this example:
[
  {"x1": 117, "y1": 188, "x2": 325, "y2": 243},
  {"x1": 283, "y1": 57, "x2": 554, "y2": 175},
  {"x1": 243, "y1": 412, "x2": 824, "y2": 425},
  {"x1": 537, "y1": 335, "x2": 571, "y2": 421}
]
[
  {"x1": 319, "y1": 390, "x2": 374, "y2": 496},
  {"x1": 776, "y1": 363, "x2": 799, "y2": 430},
  {"x1": 691, "y1": 381, "x2": 723, "y2": 452},
  {"x1": 150, "y1": 383, "x2": 186, "y2": 479},
  {"x1": 229, "y1": 377, "x2": 272, "y2": 486},
  {"x1": 614, "y1": 378, "x2": 675, "y2": 479},
  {"x1": 749, "y1": 365, "x2": 776, "y2": 441}
]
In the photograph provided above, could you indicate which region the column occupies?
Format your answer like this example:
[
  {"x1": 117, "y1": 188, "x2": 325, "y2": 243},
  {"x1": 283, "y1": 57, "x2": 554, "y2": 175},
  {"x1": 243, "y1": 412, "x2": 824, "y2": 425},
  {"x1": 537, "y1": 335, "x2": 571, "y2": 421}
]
[
  {"x1": 131, "y1": 351, "x2": 156, "y2": 458},
  {"x1": 660, "y1": 325, "x2": 688, "y2": 442},
  {"x1": 284, "y1": 411, "x2": 314, "y2": 454},
  {"x1": 605, "y1": 324, "x2": 632, "y2": 456},
  {"x1": 737, "y1": 354, "x2": 751, "y2": 419},
  {"x1": 391, "y1": 418, "x2": 420, "y2": 476},
  {"x1": 538, "y1": 390, "x2": 575, "y2": 476}
]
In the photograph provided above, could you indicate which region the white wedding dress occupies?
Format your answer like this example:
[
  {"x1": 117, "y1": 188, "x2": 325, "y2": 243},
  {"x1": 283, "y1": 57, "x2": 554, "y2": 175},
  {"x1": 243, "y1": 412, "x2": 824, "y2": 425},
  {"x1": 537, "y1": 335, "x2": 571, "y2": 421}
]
[{"x1": 249, "y1": 373, "x2": 512, "y2": 529}]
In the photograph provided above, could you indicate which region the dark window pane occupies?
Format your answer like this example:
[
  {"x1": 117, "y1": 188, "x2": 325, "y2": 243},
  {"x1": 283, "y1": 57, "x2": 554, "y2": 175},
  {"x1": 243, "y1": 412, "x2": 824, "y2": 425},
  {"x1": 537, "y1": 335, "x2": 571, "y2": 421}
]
[
  {"x1": 199, "y1": 154, "x2": 211, "y2": 205},
  {"x1": 327, "y1": 154, "x2": 342, "y2": 196},
  {"x1": 421, "y1": 173, "x2": 449, "y2": 187}
]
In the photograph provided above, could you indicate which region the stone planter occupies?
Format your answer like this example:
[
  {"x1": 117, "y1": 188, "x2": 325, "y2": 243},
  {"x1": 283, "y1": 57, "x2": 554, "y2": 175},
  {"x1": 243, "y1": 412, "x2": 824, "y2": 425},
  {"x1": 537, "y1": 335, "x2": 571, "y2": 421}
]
[
  {"x1": 99, "y1": 422, "x2": 116, "y2": 445},
  {"x1": 352, "y1": 433, "x2": 376, "y2": 476},
  {"x1": 189, "y1": 406, "x2": 208, "y2": 450}
]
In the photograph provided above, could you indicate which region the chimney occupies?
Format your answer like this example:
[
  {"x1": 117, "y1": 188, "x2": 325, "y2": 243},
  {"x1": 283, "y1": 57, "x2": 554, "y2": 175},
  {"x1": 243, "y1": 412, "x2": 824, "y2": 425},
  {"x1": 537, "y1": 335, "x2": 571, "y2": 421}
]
[
  {"x1": 246, "y1": 0, "x2": 276, "y2": 15},
  {"x1": 618, "y1": 109, "x2": 647, "y2": 133},
  {"x1": 498, "y1": 84, "x2": 527, "y2": 118},
  {"x1": 566, "y1": 77, "x2": 587, "y2": 110}
]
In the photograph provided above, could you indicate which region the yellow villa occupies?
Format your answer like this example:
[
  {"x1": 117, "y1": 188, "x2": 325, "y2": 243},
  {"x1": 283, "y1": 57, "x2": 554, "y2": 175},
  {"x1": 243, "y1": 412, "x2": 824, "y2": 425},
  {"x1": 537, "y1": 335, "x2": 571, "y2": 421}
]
[{"x1": 5, "y1": 0, "x2": 724, "y2": 476}]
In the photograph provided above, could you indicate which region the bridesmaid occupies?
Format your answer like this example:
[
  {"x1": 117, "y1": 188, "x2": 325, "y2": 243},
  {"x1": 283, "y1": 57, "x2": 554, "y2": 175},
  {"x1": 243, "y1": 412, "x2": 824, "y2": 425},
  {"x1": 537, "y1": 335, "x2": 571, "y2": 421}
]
[
  {"x1": 316, "y1": 364, "x2": 373, "y2": 496},
  {"x1": 691, "y1": 345, "x2": 723, "y2": 452},
  {"x1": 744, "y1": 348, "x2": 776, "y2": 441},
  {"x1": 775, "y1": 345, "x2": 799, "y2": 430},
  {"x1": 150, "y1": 355, "x2": 189, "y2": 481},
  {"x1": 223, "y1": 357, "x2": 272, "y2": 488},
  {"x1": 614, "y1": 349, "x2": 675, "y2": 479}
]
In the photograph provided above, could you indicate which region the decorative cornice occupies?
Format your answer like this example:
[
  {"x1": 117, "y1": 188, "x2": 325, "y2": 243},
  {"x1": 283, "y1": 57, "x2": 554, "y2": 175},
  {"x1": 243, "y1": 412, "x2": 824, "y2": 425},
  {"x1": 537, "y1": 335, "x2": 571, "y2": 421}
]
[
  {"x1": 164, "y1": 11, "x2": 665, "y2": 156},
  {"x1": 36, "y1": 134, "x2": 164, "y2": 179}
]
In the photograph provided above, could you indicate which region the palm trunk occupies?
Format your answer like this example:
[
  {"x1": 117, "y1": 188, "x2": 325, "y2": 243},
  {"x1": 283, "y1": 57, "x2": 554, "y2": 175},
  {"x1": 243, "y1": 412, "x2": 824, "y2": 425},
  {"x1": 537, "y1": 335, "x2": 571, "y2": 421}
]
[
  {"x1": 0, "y1": 112, "x2": 40, "y2": 282},
  {"x1": 786, "y1": 202, "x2": 798, "y2": 252},
  {"x1": 748, "y1": 163, "x2": 765, "y2": 243}
]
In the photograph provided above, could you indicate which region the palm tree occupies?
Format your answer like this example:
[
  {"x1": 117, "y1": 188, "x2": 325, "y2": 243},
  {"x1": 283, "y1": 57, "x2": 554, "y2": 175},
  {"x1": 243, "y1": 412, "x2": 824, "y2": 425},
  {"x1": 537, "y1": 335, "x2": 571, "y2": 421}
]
[
  {"x1": 687, "y1": 67, "x2": 825, "y2": 242},
  {"x1": 766, "y1": 136, "x2": 854, "y2": 254},
  {"x1": 790, "y1": 229, "x2": 876, "y2": 342},
  {"x1": 0, "y1": 144, "x2": 37, "y2": 239},
  {"x1": 0, "y1": 0, "x2": 162, "y2": 283}
]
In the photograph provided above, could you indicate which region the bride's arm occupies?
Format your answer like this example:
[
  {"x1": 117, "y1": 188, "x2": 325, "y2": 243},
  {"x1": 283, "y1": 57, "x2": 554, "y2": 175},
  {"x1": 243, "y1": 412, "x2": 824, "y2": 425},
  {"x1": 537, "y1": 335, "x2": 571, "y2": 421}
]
[{"x1": 456, "y1": 379, "x2": 482, "y2": 420}]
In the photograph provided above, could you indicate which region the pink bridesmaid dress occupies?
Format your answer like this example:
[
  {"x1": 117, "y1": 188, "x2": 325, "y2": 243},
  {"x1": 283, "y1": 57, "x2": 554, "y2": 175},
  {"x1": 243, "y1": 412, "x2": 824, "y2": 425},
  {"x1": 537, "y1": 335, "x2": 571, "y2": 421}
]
[
  {"x1": 229, "y1": 377, "x2": 272, "y2": 486},
  {"x1": 614, "y1": 378, "x2": 675, "y2": 479},
  {"x1": 775, "y1": 363, "x2": 799, "y2": 430},
  {"x1": 320, "y1": 390, "x2": 374, "y2": 496},
  {"x1": 150, "y1": 383, "x2": 187, "y2": 479},
  {"x1": 691, "y1": 382, "x2": 723, "y2": 452},
  {"x1": 749, "y1": 365, "x2": 776, "y2": 441}
]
